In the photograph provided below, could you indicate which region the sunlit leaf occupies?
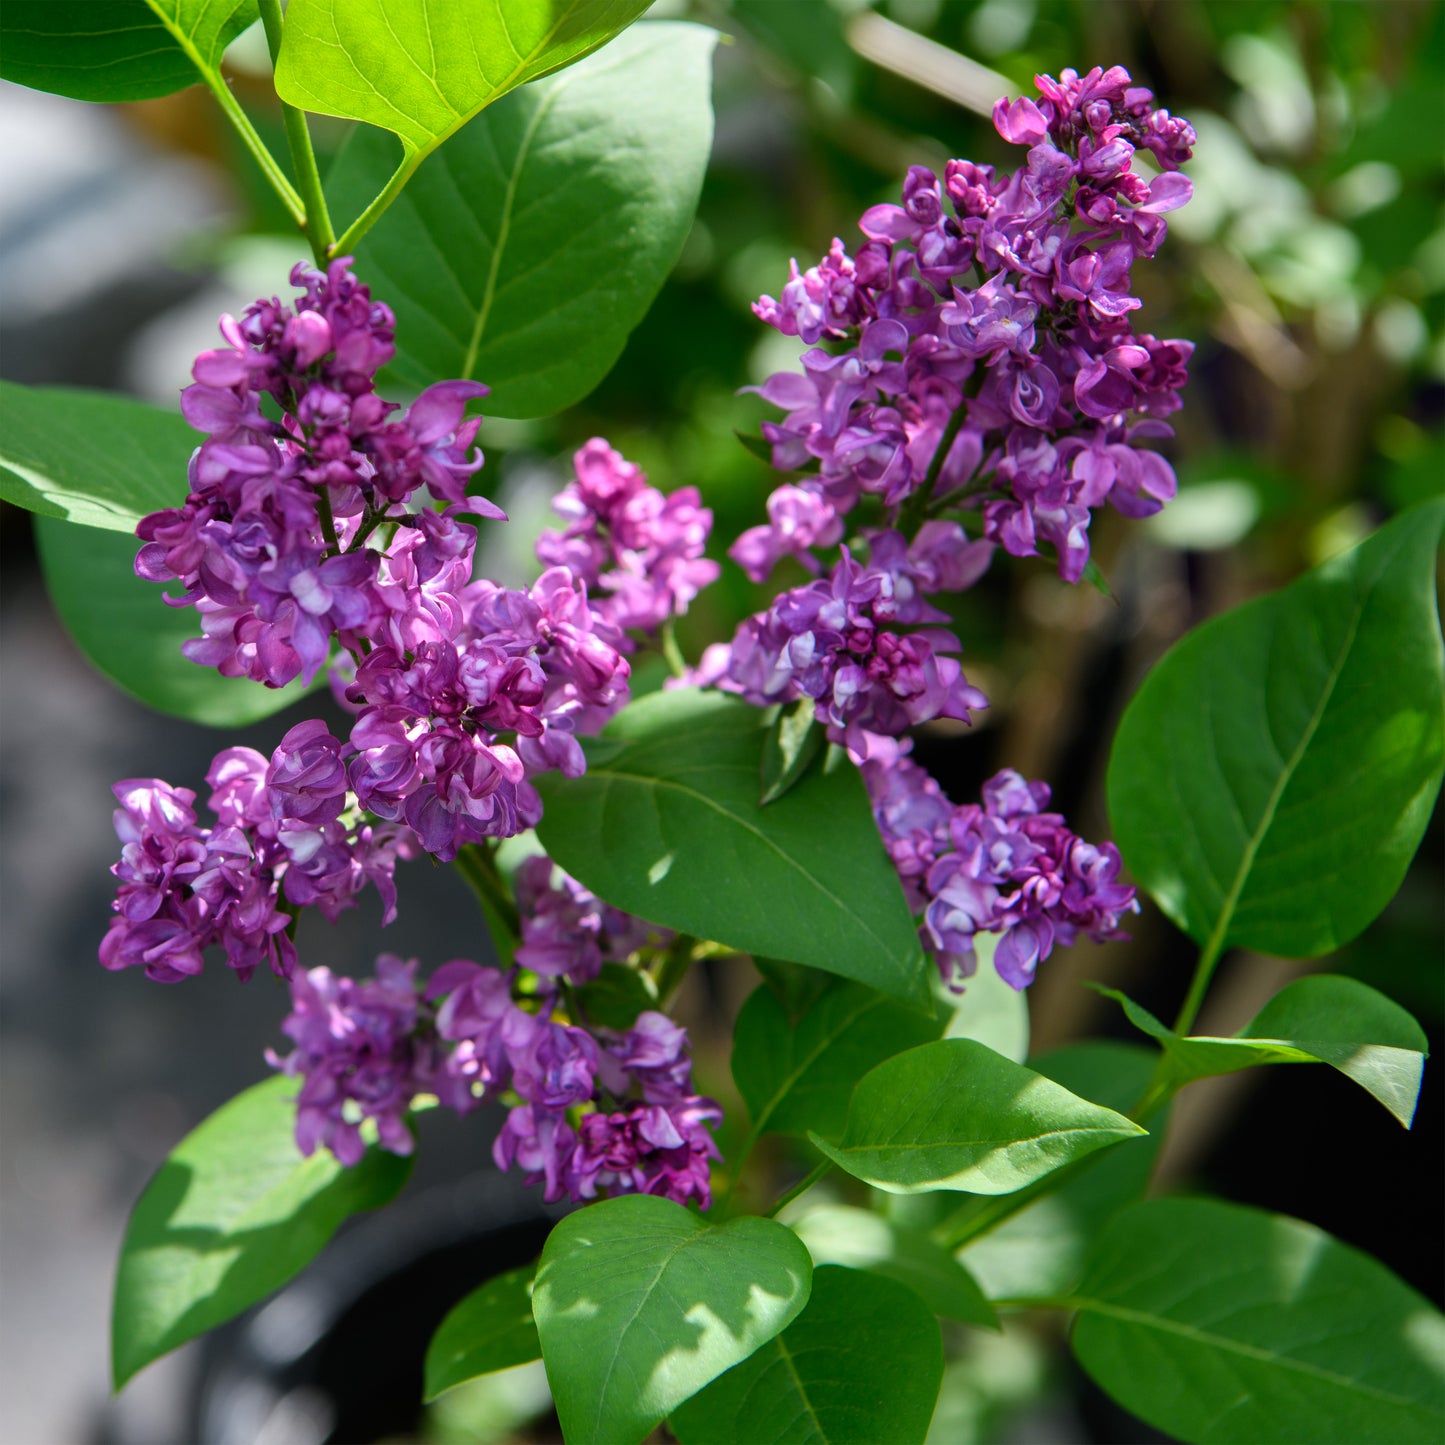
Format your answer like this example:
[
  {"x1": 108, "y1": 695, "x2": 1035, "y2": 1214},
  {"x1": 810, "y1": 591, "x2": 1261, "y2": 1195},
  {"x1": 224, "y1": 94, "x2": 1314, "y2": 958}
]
[
  {"x1": 1109, "y1": 502, "x2": 1445, "y2": 959},
  {"x1": 1073, "y1": 1198, "x2": 1445, "y2": 1444},
  {"x1": 113, "y1": 1075, "x2": 412, "y2": 1388},
  {"x1": 533, "y1": 1194, "x2": 812, "y2": 1445},
  {"x1": 809, "y1": 1039, "x2": 1144, "y2": 1195},
  {"x1": 534, "y1": 689, "x2": 930, "y2": 1007}
]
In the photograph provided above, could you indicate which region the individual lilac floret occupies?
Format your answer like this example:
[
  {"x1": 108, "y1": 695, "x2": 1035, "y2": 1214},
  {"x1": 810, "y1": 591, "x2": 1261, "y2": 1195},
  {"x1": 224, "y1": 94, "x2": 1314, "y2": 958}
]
[
  {"x1": 135, "y1": 260, "x2": 502, "y2": 688},
  {"x1": 745, "y1": 66, "x2": 1194, "y2": 585},
  {"x1": 268, "y1": 954, "x2": 432, "y2": 1165},
  {"x1": 868, "y1": 765, "x2": 1141, "y2": 991},
  {"x1": 536, "y1": 439, "x2": 720, "y2": 639}
]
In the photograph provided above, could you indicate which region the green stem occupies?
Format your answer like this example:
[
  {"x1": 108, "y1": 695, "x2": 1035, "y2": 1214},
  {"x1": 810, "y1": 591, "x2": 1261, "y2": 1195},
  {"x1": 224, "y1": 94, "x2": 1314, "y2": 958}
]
[
  {"x1": 717, "y1": 1121, "x2": 763, "y2": 1217},
  {"x1": 653, "y1": 933, "x2": 696, "y2": 1007},
  {"x1": 201, "y1": 67, "x2": 304, "y2": 226},
  {"x1": 1172, "y1": 933, "x2": 1228, "y2": 1035},
  {"x1": 316, "y1": 486, "x2": 341, "y2": 553},
  {"x1": 896, "y1": 394, "x2": 971, "y2": 538},
  {"x1": 764, "y1": 1158, "x2": 831, "y2": 1219},
  {"x1": 658, "y1": 619, "x2": 688, "y2": 680},
  {"x1": 257, "y1": 0, "x2": 335, "y2": 262},
  {"x1": 455, "y1": 844, "x2": 521, "y2": 939},
  {"x1": 330, "y1": 147, "x2": 425, "y2": 258}
]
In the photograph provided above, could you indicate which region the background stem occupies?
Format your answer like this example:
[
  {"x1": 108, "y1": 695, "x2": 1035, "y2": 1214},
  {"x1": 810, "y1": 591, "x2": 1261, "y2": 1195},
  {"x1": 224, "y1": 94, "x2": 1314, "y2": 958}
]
[{"x1": 257, "y1": 0, "x2": 335, "y2": 262}]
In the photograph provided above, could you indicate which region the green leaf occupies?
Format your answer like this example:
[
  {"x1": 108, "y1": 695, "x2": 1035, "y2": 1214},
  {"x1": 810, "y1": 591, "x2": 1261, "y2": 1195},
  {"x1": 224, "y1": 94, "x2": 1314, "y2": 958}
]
[
  {"x1": 759, "y1": 699, "x2": 826, "y2": 806},
  {"x1": 669, "y1": 1265, "x2": 943, "y2": 1445},
  {"x1": 276, "y1": 0, "x2": 651, "y2": 153},
  {"x1": 532, "y1": 1193, "x2": 812, "y2": 1445},
  {"x1": 36, "y1": 517, "x2": 316, "y2": 726},
  {"x1": 576, "y1": 961, "x2": 659, "y2": 1030},
  {"x1": 424, "y1": 1266, "x2": 540, "y2": 1401},
  {"x1": 734, "y1": 431, "x2": 774, "y2": 463},
  {"x1": 533, "y1": 689, "x2": 930, "y2": 1008},
  {"x1": 1108, "y1": 501, "x2": 1445, "y2": 959},
  {"x1": 732, "y1": 980, "x2": 942, "y2": 1142},
  {"x1": 113, "y1": 1075, "x2": 413, "y2": 1389},
  {"x1": 1072, "y1": 1198, "x2": 1445, "y2": 1444},
  {"x1": 808, "y1": 1039, "x2": 1145, "y2": 1196},
  {"x1": 752, "y1": 956, "x2": 831, "y2": 1022},
  {"x1": 790, "y1": 1207, "x2": 997, "y2": 1328},
  {"x1": 1094, "y1": 975, "x2": 1429, "y2": 1127},
  {"x1": 942, "y1": 934, "x2": 1030, "y2": 1065},
  {"x1": 958, "y1": 1042, "x2": 1164, "y2": 1301},
  {"x1": 326, "y1": 21, "x2": 716, "y2": 419},
  {"x1": 0, "y1": 0, "x2": 254, "y2": 103},
  {"x1": 0, "y1": 383, "x2": 194, "y2": 531}
]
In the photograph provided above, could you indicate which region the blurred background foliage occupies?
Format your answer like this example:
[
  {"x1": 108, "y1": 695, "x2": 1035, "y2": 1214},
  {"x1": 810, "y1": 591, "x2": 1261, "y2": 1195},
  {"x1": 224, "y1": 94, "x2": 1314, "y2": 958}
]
[{"x1": 1, "y1": 2, "x2": 1440, "y2": 1441}]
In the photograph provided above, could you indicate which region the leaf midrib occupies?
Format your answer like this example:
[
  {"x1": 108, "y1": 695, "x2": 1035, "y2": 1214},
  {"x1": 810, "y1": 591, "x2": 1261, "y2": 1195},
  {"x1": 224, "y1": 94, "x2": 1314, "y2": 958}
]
[
  {"x1": 1077, "y1": 1298, "x2": 1430, "y2": 1411},
  {"x1": 1197, "y1": 584, "x2": 1368, "y2": 958},
  {"x1": 596, "y1": 765, "x2": 910, "y2": 980},
  {"x1": 751, "y1": 993, "x2": 880, "y2": 1137}
]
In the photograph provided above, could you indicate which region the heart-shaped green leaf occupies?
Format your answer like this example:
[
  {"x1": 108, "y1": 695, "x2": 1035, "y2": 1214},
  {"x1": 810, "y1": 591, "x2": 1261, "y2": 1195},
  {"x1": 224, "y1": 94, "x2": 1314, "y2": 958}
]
[
  {"x1": 112, "y1": 1075, "x2": 412, "y2": 1388},
  {"x1": 327, "y1": 21, "x2": 716, "y2": 418},
  {"x1": 958, "y1": 1042, "x2": 1164, "y2": 1301},
  {"x1": 1108, "y1": 501, "x2": 1445, "y2": 959},
  {"x1": 1072, "y1": 1198, "x2": 1445, "y2": 1444},
  {"x1": 0, "y1": 0, "x2": 255, "y2": 103},
  {"x1": 276, "y1": 0, "x2": 651, "y2": 154},
  {"x1": 790, "y1": 1207, "x2": 996, "y2": 1328},
  {"x1": 534, "y1": 689, "x2": 930, "y2": 1008},
  {"x1": 37, "y1": 517, "x2": 317, "y2": 726},
  {"x1": 532, "y1": 1194, "x2": 812, "y2": 1445},
  {"x1": 1094, "y1": 974, "x2": 1429, "y2": 1127},
  {"x1": 0, "y1": 382, "x2": 193, "y2": 531},
  {"x1": 809, "y1": 1038, "x2": 1144, "y2": 1195},
  {"x1": 669, "y1": 1265, "x2": 944, "y2": 1445},
  {"x1": 424, "y1": 1265, "x2": 540, "y2": 1401},
  {"x1": 732, "y1": 979, "x2": 942, "y2": 1142}
]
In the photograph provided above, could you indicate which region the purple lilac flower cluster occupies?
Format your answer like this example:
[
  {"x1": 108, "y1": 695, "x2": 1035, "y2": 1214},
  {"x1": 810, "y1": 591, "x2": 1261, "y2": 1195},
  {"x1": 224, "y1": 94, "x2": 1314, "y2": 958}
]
[
  {"x1": 746, "y1": 65, "x2": 1195, "y2": 584},
  {"x1": 100, "y1": 727, "x2": 414, "y2": 983},
  {"x1": 538, "y1": 439, "x2": 719, "y2": 638},
  {"x1": 266, "y1": 857, "x2": 720, "y2": 1208},
  {"x1": 125, "y1": 270, "x2": 722, "y2": 873},
  {"x1": 712, "y1": 523, "x2": 993, "y2": 763},
  {"x1": 866, "y1": 756, "x2": 1138, "y2": 990},
  {"x1": 136, "y1": 258, "x2": 500, "y2": 688}
]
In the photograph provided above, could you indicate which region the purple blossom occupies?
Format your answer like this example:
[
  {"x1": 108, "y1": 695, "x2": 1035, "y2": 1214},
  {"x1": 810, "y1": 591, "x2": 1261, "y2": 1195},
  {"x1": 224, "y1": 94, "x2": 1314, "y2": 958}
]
[
  {"x1": 135, "y1": 261, "x2": 502, "y2": 688},
  {"x1": 723, "y1": 546, "x2": 988, "y2": 762},
  {"x1": 537, "y1": 439, "x2": 719, "y2": 640},
  {"x1": 567, "y1": 1097, "x2": 722, "y2": 1210},
  {"x1": 745, "y1": 66, "x2": 1193, "y2": 584},
  {"x1": 268, "y1": 954, "x2": 430, "y2": 1165},
  {"x1": 857, "y1": 764, "x2": 1143, "y2": 990}
]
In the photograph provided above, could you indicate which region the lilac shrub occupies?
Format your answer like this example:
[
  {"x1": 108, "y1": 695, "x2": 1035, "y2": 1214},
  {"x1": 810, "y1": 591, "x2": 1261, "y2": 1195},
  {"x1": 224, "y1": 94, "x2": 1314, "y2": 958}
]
[
  {"x1": 99, "y1": 65, "x2": 1189, "y2": 1204},
  {"x1": 4, "y1": 11, "x2": 1429, "y2": 1434}
]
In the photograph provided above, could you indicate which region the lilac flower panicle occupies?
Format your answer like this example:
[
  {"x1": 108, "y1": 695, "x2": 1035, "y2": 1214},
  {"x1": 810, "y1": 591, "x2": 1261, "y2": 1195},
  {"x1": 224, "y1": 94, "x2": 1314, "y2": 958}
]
[
  {"x1": 137, "y1": 260, "x2": 503, "y2": 691},
  {"x1": 536, "y1": 439, "x2": 720, "y2": 640},
  {"x1": 741, "y1": 65, "x2": 1193, "y2": 589},
  {"x1": 867, "y1": 762, "x2": 1139, "y2": 991},
  {"x1": 268, "y1": 954, "x2": 431, "y2": 1166}
]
